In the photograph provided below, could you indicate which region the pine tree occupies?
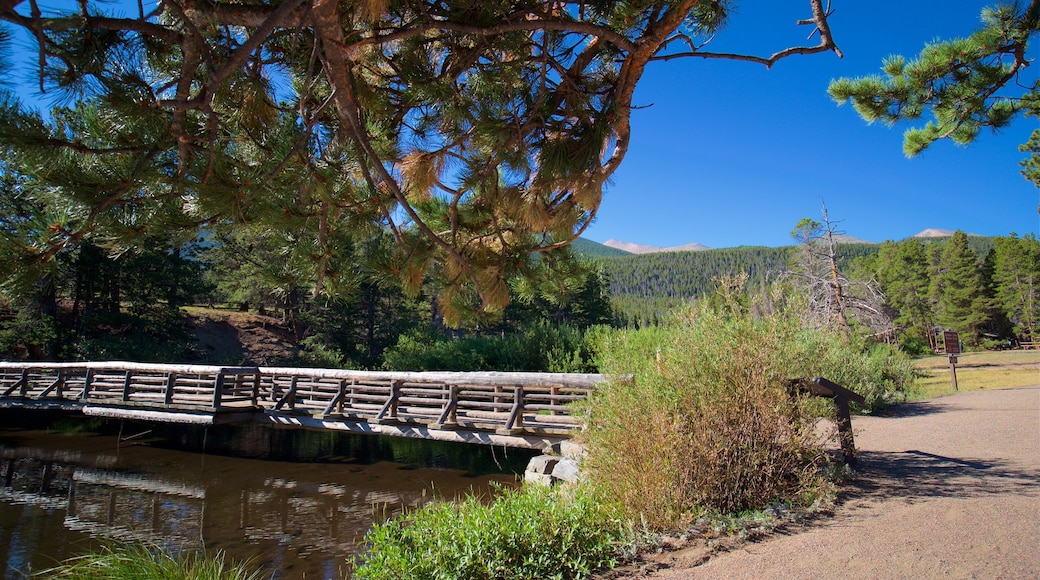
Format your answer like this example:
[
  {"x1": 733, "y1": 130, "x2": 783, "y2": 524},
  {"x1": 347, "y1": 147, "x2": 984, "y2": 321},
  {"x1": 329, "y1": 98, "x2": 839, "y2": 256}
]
[
  {"x1": 935, "y1": 231, "x2": 995, "y2": 343},
  {"x1": 0, "y1": 0, "x2": 843, "y2": 323},
  {"x1": 829, "y1": 2, "x2": 1039, "y2": 185},
  {"x1": 993, "y1": 233, "x2": 1040, "y2": 339},
  {"x1": 876, "y1": 239, "x2": 934, "y2": 341}
]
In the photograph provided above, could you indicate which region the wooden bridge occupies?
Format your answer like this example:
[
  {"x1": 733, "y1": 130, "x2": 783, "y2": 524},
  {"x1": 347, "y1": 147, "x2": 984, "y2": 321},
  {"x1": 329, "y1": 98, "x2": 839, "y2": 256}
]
[{"x1": 0, "y1": 362, "x2": 609, "y2": 449}]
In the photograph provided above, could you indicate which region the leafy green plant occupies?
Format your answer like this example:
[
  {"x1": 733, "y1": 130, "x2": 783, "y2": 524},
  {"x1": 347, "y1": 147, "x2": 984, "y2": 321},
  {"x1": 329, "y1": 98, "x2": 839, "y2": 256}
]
[{"x1": 353, "y1": 484, "x2": 625, "y2": 580}]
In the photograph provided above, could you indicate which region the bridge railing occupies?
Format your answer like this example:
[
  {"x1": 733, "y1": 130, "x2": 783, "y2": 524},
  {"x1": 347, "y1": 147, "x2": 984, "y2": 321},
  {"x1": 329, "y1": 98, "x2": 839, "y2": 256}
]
[
  {"x1": 0, "y1": 362, "x2": 611, "y2": 435},
  {"x1": 0, "y1": 362, "x2": 262, "y2": 409},
  {"x1": 258, "y1": 368, "x2": 604, "y2": 433}
]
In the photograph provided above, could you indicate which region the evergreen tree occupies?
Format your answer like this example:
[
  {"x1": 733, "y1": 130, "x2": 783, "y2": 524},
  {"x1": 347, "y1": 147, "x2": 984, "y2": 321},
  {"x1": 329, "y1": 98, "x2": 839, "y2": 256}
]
[
  {"x1": 0, "y1": 0, "x2": 843, "y2": 322},
  {"x1": 829, "y1": 2, "x2": 1039, "y2": 185},
  {"x1": 992, "y1": 233, "x2": 1040, "y2": 339},
  {"x1": 875, "y1": 239, "x2": 935, "y2": 341},
  {"x1": 934, "y1": 231, "x2": 995, "y2": 342}
]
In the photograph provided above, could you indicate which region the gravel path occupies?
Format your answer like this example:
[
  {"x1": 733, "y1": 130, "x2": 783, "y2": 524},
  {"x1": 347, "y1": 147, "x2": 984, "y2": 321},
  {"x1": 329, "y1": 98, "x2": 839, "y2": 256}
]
[{"x1": 632, "y1": 386, "x2": 1040, "y2": 579}]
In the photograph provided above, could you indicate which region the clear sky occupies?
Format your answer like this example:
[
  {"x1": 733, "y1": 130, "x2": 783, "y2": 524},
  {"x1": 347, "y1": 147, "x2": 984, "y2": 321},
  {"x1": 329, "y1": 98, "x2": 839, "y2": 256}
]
[{"x1": 586, "y1": 1, "x2": 1040, "y2": 249}]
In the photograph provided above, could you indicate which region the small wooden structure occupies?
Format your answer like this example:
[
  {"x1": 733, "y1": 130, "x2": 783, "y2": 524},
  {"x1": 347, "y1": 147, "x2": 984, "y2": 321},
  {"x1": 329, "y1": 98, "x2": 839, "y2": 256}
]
[
  {"x1": 790, "y1": 377, "x2": 866, "y2": 467},
  {"x1": 0, "y1": 361, "x2": 605, "y2": 449}
]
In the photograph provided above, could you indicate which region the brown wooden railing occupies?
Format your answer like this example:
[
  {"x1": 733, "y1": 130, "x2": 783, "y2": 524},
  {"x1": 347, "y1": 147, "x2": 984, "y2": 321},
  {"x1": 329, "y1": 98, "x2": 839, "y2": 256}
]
[{"x1": 0, "y1": 362, "x2": 608, "y2": 438}]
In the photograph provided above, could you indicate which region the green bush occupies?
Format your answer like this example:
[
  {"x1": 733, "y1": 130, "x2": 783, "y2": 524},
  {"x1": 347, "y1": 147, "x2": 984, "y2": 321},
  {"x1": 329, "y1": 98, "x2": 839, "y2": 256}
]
[
  {"x1": 353, "y1": 484, "x2": 624, "y2": 580},
  {"x1": 0, "y1": 310, "x2": 58, "y2": 359},
  {"x1": 381, "y1": 323, "x2": 599, "y2": 373},
  {"x1": 899, "y1": 335, "x2": 933, "y2": 356},
  {"x1": 580, "y1": 303, "x2": 914, "y2": 529},
  {"x1": 788, "y1": 330, "x2": 916, "y2": 411}
]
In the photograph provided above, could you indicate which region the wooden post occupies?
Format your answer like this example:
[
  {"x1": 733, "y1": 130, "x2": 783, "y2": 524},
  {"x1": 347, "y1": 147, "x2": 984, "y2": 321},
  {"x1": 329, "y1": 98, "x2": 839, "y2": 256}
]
[
  {"x1": 499, "y1": 385, "x2": 525, "y2": 434},
  {"x1": 275, "y1": 376, "x2": 298, "y2": 411},
  {"x1": 434, "y1": 384, "x2": 459, "y2": 428},
  {"x1": 2, "y1": 369, "x2": 28, "y2": 397},
  {"x1": 788, "y1": 377, "x2": 865, "y2": 467},
  {"x1": 38, "y1": 370, "x2": 66, "y2": 399},
  {"x1": 164, "y1": 372, "x2": 178, "y2": 405},
  {"x1": 949, "y1": 354, "x2": 959, "y2": 392},
  {"x1": 376, "y1": 380, "x2": 401, "y2": 422},
  {"x1": 834, "y1": 395, "x2": 857, "y2": 467},
  {"x1": 250, "y1": 371, "x2": 261, "y2": 406},
  {"x1": 80, "y1": 369, "x2": 95, "y2": 400},
  {"x1": 212, "y1": 372, "x2": 225, "y2": 409},
  {"x1": 121, "y1": 371, "x2": 133, "y2": 402},
  {"x1": 322, "y1": 379, "x2": 348, "y2": 417}
]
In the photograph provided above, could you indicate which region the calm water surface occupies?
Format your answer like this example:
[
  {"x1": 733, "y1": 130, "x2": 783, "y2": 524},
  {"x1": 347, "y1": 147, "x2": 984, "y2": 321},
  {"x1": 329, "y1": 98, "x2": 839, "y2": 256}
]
[{"x1": 0, "y1": 420, "x2": 529, "y2": 579}]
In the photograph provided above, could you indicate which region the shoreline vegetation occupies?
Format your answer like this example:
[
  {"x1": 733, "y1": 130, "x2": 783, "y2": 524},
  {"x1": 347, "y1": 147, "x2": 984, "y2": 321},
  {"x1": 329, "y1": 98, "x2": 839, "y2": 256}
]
[{"x1": 31, "y1": 347, "x2": 1036, "y2": 579}]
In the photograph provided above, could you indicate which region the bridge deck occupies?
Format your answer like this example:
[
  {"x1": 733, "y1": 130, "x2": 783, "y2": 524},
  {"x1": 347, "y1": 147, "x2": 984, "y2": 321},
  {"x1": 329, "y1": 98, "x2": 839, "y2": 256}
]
[{"x1": 0, "y1": 362, "x2": 609, "y2": 449}]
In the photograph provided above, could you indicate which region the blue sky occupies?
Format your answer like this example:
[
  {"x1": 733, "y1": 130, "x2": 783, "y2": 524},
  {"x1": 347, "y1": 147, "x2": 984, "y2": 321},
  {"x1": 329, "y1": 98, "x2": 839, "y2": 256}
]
[{"x1": 587, "y1": 1, "x2": 1039, "y2": 249}]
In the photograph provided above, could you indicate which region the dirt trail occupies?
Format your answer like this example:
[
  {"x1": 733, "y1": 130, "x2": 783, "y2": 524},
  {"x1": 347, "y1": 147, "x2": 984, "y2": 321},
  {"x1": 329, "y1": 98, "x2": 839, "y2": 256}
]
[{"x1": 635, "y1": 386, "x2": 1040, "y2": 579}]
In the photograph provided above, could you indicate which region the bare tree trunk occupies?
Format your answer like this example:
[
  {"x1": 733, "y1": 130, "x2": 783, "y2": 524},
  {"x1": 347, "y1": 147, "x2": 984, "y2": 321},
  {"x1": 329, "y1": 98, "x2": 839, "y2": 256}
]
[{"x1": 820, "y1": 203, "x2": 849, "y2": 328}]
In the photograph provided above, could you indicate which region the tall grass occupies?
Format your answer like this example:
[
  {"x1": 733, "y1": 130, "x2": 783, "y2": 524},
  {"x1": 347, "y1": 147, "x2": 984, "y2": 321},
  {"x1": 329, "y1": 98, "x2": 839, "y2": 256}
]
[
  {"x1": 581, "y1": 303, "x2": 913, "y2": 529},
  {"x1": 34, "y1": 544, "x2": 263, "y2": 580},
  {"x1": 353, "y1": 484, "x2": 624, "y2": 580}
]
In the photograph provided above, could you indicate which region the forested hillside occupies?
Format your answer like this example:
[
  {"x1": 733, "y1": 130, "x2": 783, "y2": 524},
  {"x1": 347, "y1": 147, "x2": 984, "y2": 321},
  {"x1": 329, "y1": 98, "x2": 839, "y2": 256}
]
[{"x1": 595, "y1": 243, "x2": 882, "y2": 327}]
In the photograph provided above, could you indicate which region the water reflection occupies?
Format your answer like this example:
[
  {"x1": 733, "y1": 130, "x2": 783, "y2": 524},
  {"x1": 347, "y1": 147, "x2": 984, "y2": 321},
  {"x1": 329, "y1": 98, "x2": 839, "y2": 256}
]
[{"x1": 0, "y1": 425, "x2": 525, "y2": 579}]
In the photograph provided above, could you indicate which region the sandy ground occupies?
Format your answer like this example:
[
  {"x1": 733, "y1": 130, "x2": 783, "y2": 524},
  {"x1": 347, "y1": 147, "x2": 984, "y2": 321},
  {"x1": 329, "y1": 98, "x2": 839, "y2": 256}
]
[{"x1": 624, "y1": 385, "x2": 1040, "y2": 579}]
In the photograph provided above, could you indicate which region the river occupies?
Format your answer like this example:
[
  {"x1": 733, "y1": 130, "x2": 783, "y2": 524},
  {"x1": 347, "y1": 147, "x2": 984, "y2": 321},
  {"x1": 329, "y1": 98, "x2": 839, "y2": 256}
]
[{"x1": 0, "y1": 415, "x2": 532, "y2": 579}]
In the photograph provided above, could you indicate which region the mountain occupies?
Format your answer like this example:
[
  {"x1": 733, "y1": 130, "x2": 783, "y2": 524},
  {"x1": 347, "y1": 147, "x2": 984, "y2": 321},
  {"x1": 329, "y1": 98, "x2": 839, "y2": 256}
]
[
  {"x1": 570, "y1": 237, "x2": 632, "y2": 257},
  {"x1": 603, "y1": 239, "x2": 711, "y2": 254},
  {"x1": 913, "y1": 228, "x2": 957, "y2": 238},
  {"x1": 831, "y1": 234, "x2": 875, "y2": 244}
]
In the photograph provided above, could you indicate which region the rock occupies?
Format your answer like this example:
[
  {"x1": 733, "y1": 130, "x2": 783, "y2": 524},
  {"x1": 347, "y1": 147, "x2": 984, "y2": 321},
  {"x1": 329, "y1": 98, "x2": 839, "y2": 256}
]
[
  {"x1": 558, "y1": 440, "x2": 586, "y2": 459},
  {"x1": 525, "y1": 454, "x2": 559, "y2": 475},
  {"x1": 550, "y1": 457, "x2": 582, "y2": 484},
  {"x1": 524, "y1": 471, "x2": 555, "y2": 486}
]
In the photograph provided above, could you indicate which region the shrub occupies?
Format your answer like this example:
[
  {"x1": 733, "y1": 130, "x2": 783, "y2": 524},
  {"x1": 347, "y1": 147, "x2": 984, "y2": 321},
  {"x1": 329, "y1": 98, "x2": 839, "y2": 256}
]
[
  {"x1": 353, "y1": 484, "x2": 624, "y2": 580},
  {"x1": 899, "y1": 335, "x2": 933, "y2": 356},
  {"x1": 381, "y1": 323, "x2": 599, "y2": 373},
  {"x1": 788, "y1": 329, "x2": 916, "y2": 411},
  {"x1": 580, "y1": 303, "x2": 913, "y2": 529}
]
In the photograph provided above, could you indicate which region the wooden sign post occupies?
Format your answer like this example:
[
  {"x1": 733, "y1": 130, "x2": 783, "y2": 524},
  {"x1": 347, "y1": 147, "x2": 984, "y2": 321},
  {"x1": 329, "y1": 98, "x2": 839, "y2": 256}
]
[{"x1": 943, "y1": 330, "x2": 961, "y2": 391}]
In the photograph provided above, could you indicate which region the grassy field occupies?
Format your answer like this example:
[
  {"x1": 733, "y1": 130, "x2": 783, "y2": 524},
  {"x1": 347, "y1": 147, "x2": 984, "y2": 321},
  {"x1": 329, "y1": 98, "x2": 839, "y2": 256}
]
[{"x1": 911, "y1": 349, "x2": 1040, "y2": 400}]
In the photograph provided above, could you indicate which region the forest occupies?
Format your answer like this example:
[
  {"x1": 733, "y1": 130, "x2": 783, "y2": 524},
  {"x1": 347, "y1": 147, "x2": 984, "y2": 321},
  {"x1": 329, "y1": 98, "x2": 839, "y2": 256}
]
[
  {"x1": 597, "y1": 235, "x2": 1001, "y2": 331},
  {"x1": 1, "y1": 226, "x2": 1033, "y2": 369}
]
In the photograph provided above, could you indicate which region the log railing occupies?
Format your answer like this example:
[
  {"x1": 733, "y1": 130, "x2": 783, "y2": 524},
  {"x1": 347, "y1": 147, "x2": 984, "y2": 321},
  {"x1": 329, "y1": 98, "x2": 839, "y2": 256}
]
[
  {"x1": 0, "y1": 362, "x2": 608, "y2": 436},
  {"x1": 0, "y1": 362, "x2": 261, "y2": 410}
]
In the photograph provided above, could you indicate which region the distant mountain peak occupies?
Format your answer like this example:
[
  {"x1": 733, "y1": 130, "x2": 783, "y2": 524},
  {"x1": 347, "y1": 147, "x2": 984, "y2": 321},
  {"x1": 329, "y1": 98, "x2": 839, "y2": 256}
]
[
  {"x1": 828, "y1": 233, "x2": 875, "y2": 244},
  {"x1": 913, "y1": 228, "x2": 957, "y2": 238},
  {"x1": 604, "y1": 239, "x2": 711, "y2": 254}
]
